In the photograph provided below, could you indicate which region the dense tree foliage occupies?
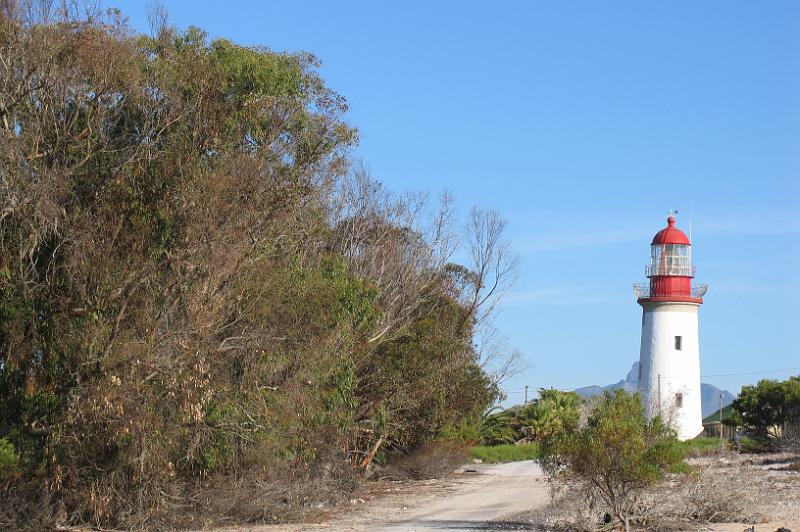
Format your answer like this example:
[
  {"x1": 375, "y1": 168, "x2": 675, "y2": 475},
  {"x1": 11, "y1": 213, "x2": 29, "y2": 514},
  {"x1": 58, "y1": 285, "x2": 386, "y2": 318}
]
[
  {"x1": 730, "y1": 376, "x2": 800, "y2": 447},
  {"x1": 0, "y1": 3, "x2": 511, "y2": 528}
]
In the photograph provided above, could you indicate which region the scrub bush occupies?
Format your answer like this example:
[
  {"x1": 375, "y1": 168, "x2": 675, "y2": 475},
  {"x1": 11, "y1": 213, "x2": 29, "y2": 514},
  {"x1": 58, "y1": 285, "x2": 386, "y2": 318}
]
[{"x1": 540, "y1": 390, "x2": 684, "y2": 532}]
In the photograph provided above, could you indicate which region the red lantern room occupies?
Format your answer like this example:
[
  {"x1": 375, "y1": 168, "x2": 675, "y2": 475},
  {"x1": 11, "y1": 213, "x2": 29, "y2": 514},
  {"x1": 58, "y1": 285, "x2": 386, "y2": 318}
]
[{"x1": 634, "y1": 215, "x2": 707, "y2": 304}]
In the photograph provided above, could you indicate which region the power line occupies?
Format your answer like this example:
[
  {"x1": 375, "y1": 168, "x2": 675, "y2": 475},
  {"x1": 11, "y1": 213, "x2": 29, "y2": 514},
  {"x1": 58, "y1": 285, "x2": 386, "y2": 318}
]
[
  {"x1": 701, "y1": 366, "x2": 800, "y2": 378},
  {"x1": 500, "y1": 366, "x2": 800, "y2": 396}
]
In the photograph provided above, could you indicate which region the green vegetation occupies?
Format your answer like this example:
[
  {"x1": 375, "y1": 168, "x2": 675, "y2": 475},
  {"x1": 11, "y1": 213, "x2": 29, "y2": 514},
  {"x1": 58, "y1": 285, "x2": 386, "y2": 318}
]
[
  {"x1": 469, "y1": 443, "x2": 540, "y2": 463},
  {"x1": 479, "y1": 389, "x2": 580, "y2": 445},
  {"x1": 702, "y1": 404, "x2": 734, "y2": 424},
  {"x1": 729, "y1": 376, "x2": 800, "y2": 447},
  {"x1": 676, "y1": 437, "x2": 729, "y2": 457},
  {"x1": 540, "y1": 390, "x2": 684, "y2": 532},
  {"x1": 736, "y1": 436, "x2": 769, "y2": 453},
  {"x1": 0, "y1": 438, "x2": 18, "y2": 479},
  {"x1": 0, "y1": 3, "x2": 515, "y2": 528}
]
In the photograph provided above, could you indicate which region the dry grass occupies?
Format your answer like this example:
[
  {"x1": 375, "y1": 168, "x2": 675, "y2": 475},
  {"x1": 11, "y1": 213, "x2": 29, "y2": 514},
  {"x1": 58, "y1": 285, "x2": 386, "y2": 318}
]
[
  {"x1": 378, "y1": 441, "x2": 470, "y2": 480},
  {"x1": 518, "y1": 450, "x2": 800, "y2": 531}
]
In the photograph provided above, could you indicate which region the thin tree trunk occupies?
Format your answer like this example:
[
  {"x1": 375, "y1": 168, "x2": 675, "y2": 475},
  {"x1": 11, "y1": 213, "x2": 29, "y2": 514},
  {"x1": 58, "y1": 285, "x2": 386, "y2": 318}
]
[{"x1": 361, "y1": 435, "x2": 385, "y2": 475}]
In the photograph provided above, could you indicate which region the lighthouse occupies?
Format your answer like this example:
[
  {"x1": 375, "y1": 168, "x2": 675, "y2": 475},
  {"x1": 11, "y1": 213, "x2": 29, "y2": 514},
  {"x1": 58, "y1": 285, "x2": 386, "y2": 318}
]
[{"x1": 633, "y1": 215, "x2": 708, "y2": 440}]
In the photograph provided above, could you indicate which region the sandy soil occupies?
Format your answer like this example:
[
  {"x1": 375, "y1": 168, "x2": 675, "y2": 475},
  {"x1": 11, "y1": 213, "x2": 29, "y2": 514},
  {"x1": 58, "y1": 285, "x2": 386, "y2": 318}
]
[
  {"x1": 681, "y1": 452, "x2": 800, "y2": 531},
  {"x1": 511, "y1": 451, "x2": 800, "y2": 532},
  {"x1": 213, "y1": 461, "x2": 548, "y2": 532},
  {"x1": 211, "y1": 452, "x2": 799, "y2": 532}
]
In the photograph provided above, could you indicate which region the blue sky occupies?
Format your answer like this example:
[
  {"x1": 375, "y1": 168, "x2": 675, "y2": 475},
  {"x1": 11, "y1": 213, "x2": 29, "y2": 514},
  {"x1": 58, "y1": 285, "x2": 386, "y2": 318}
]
[{"x1": 112, "y1": 1, "x2": 799, "y2": 400}]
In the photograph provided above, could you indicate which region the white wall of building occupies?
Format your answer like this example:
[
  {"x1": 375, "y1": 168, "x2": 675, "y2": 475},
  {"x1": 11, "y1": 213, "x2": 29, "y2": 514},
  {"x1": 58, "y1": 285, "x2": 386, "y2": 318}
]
[{"x1": 638, "y1": 301, "x2": 704, "y2": 440}]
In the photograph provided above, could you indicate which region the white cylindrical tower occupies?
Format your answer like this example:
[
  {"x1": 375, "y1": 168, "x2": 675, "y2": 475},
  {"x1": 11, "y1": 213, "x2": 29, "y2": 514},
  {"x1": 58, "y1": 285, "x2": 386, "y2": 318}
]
[{"x1": 633, "y1": 215, "x2": 708, "y2": 440}]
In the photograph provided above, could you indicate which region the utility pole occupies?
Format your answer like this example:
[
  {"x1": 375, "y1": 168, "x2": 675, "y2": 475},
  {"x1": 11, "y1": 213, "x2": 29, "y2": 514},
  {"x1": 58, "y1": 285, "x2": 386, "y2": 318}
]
[
  {"x1": 719, "y1": 392, "x2": 724, "y2": 440},
  {"x1": 657, "y1": 374, "x2": 662, "y2": 417},
  {"x1": 524, "y1": 385, "x2": 529, "y2": 405}
]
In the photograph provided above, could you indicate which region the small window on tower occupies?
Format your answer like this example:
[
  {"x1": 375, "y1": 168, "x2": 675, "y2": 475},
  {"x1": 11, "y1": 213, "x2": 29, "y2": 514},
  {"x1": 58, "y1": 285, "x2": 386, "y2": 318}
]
[
  {"x1": 675, "y1": 393, "x2": 683, "y2": 408},
  {"x1": 675, "y1": 336, "x2": 683, "y2": 350}
]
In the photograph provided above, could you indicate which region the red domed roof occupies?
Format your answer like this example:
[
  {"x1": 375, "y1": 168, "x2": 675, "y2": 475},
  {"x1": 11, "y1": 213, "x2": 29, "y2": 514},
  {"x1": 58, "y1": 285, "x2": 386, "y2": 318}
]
[{"x1": 651, "y1": 215, "x2": 690, "y2": 245}]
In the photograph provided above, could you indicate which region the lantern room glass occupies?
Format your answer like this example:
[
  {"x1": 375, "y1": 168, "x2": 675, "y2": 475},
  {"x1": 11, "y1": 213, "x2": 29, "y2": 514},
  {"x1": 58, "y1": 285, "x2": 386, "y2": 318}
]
[{"x1": 649, "y1": 243, "x2": 693, "y2": 277}]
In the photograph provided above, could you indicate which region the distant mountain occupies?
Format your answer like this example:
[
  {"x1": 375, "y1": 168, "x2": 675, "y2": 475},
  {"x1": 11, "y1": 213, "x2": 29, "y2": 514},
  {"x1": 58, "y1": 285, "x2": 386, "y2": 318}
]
[
  {"x1": 699, "y1": 384, "x2": 736, "y2": 419},
  {"x1": 573, "y1": 361, "x2": 735, "y2": 419}
]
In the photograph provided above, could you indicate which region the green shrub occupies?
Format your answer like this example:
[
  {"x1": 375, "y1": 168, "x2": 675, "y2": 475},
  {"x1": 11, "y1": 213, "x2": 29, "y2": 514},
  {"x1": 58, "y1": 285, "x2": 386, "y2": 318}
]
[
  {"x1": 469, "y1": 443, "x2": 540, "y2": 463},
  {"x1": 667, "y1": 460, "x2": 693, "y2": 474},
  {"x1": 439, "y1": 417, "x2": 482, "y2": 443},
  {"x1": 678, "y1": 437, "x2": 729, "y2": 457},
  {"x1": 0, "y1": 438, "x2": 19, "y2": 479},
  {"x1": 737, "y1": 436, "x2": 769, "y2": 453},
  {"x1": 540, "y1": 390, "x2": 684, "y2": 532}
]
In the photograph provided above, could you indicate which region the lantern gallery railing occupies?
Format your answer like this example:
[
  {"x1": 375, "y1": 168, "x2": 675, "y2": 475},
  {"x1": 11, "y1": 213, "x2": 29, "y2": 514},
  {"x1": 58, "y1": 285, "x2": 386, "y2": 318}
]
[
  {"x1": 633, "y1": 283, "x2": 650, "y2": 299},
  {"x1": 633, "y1": 283, "x2": 708, "y2": 300},
  {"x1": 645, "y1": 264, "x2": 696, "y2": 277},
  {"x1": 691, "y1": 285, "x2": 709, "y2": 298}
]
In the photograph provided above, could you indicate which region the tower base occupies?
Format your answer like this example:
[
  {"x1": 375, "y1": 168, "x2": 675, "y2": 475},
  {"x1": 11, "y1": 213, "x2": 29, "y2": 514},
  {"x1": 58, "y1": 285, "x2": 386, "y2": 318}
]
[{"x1": 637, "y1": 300, "x2": 703, "y2": 441}]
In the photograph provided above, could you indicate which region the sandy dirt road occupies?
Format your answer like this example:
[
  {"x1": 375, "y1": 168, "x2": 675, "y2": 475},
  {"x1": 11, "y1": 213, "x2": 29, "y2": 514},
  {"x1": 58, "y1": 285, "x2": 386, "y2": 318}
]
[
  {"x1": 221, "y1": 460, "x2": 549, "y2": 532},
  {"x1": 372, "y1": 461, "x2": 547, "y2": 531}
]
